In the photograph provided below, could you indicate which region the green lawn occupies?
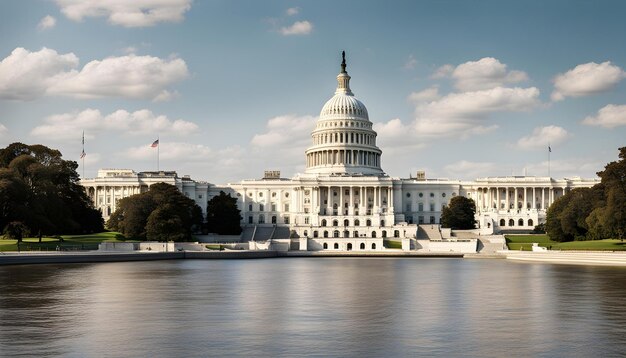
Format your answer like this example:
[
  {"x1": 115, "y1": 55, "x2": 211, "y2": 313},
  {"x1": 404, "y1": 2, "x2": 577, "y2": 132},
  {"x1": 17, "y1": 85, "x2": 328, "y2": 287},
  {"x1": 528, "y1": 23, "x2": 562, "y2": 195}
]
[
  {"x1": 0, "y1": 232, "x2": 130, "y2": 251},
  {"x1": 384, "y1": 239, "x2": 403, "y2": 249},
  {"x1": 505, "y1": 234, "x2": 626, "y2": 251}
]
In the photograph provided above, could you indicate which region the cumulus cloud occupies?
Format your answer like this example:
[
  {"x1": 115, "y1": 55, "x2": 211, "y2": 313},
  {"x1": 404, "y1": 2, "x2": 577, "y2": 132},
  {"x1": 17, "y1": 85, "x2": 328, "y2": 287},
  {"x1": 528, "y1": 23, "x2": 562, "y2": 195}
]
[
  {"x1": 516, "y1": 125, "x2": 570, "y2": 150},
  {"x1": 413, "y1": 86, "x2": 541, "y2": 138},
  {"x1": 407, "y1": 87, "x2": 440, "y2": 104},
  {"x1": 286, "y1": 7, "x2": 299, "y2": 16},
  {"x1": 251, "y1": 114, "x2": 316, "y2": 148},
  {"x1": 443, "y1": 160, "x2": 499, "y2": 179},
  {"x1": 0, "y1": 47, "x2": 188, "y2": 101},
  {"x1": 435, "y1": 57, "x2": 528, "y2": 91},
  {"x1": 280, "y1": 20, "x2": 313, "y2": 35},
  {"x1": 582, "y1": 104, "x2": 626, "y2": 128},
  {"x1": 126, "y1": 142, "x2": 212, "y2": 161},
  {"x1": 551, "y1": 61, "x2": 625, "y2": 101},
  {"x1": 55, "y1": 0, "x2": 192, "y2": 27},
  {"x1": 38, "y1": 15, "x2": 56, "y2": 30},
  {"x1": 31, "y1": 109, "x2": 198, "y2": 140}
]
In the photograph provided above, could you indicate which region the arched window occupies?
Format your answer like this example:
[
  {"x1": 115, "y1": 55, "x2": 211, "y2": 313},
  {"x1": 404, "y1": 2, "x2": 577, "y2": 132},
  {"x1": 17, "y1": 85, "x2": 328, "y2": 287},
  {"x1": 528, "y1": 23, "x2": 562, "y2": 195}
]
[
  {"x1": 372, "y1": 243, "x2": 376, "y2": 250},
  {"x1": 324, "y1": 231, "x2": 328, "y2": 238},
  {"x1": 334, "y1": 243, "x2": 339, "y2": 249},
  {"x1": 353, "y1": 231, "x2": 359, "y2": 238},
  {"x1": 394, "y1": 230, "x2": 400, "y2": 238},
  {"x1": 500, "y1": 219, "x2": 505, "y2": 226},
  {"x1": 271, "y1": 216, "x2": 277, "y2": 224},
  {"x1": 518, "y1": 218, "x2": 524, "y2": 226},
  {"x1": 323, "y1": 243, "x2": 328, "y2": 249},
  {"x1": 360, "y1": 243, "x2": 365, "y2": 250},
  {"x1": 509, "y1": 219, "x2": 514, "y2": 226},
  {"x1": 347, "y1": 243, "x2": 353, "y2": 251},
  {"x1": 372, "y1": 231, "x2": 377, "y2": 238},
  {"x1": 333, "y1": 220, "x2": 338, "y2": 227},
  {"x1": 528, "y1": 219, "x2": 534, "y2": 227},
  {"x1": 321, "y1": 219, "x2": 327, "y2": 227},
  {"x1": 343, "y1": 230, "x2": 349, "y2": 238},
  {"x1": 354, "y1": 219, "x2": 360, "y2": 226},
  {"x1": 303, "y1": 230, "x2": 308, "y2": 237},
  {"x1": 366, "y1": 219, "x2": 372, "y2": 226},
  {"x1": 344, "y1": 219, "x2": 349, "y2": 226},
  {"x1": 333, "y1": 230, "x2": 339, "y2": 238},
  {"x1": 382, "y1": 230, "x2": 387, "y2": 238}
]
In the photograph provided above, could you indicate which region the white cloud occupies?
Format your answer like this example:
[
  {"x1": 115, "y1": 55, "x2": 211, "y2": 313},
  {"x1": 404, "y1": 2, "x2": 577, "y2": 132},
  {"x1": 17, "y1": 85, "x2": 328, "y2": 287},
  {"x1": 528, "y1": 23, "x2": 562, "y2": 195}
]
[
  {"x1": 404, "y1": 55, "x2": 417, "y2": 70},
  {"x1": 439, "y1": 57, "x2": 528, "y2": 91},
  {"x1": 516, "y1": 125, "x2": 570, "y2": 150},
  {"x1": 407, "y1": 87, "x2": 440, "y2": 104},
  {"x1": 413, "y1": 86, "x2": 541, "y2": 138},
  {"x1": 31, "y1": 109, "x2": 199, "y2": 140},
  {"x1": 38, "y1": 15, "x2": 57, "y2": 30},
  {"x1": 443, "y1": 160, "x2": 498, "y2": 179},
  {"x1": 286, "y1": 7, "x2": 299, "y2": 16},
  {"x1": 582, "y1": 104, "x2": 626, "y2": 128},
  {"x1": 251, "y1": 114, "x2": 316, "y2": 148},
  {"x1": 280, "y1": 21, "x2": 313, "y2": 36},
  {"x1": 55, "y1": 0, "x2": 192, "y2": 27},
  {"x1": 126, "y1": 142, "x2": 212, "y2": 161},
  {"x1": 431, "y1": 64, "x2": 453, "y2": 79},
  {"x1": 551, "y1": 61, "x2": 625, "y2": 101},
  {"x1": 0, "y1": 47, "x2": 188, "y2": 101}
]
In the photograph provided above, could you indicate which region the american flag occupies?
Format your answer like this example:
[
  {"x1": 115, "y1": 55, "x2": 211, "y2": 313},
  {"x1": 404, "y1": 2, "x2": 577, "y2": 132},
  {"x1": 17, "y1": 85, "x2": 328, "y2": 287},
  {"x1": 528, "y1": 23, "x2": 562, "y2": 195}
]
[
  {"x1": 80, "y1": 150, "x2": 86, "y2": 159},
  {"x1": 151, "y1": 139, "x2": 159, "y2": 148}
]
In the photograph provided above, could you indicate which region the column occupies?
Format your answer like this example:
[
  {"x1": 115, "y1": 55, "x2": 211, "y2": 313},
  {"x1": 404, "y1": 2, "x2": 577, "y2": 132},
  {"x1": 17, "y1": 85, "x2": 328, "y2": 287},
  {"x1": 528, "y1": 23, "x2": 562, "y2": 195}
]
[
  {"x1": 524, "y1": 187, "x2": 527, "y2": 210},
  {"x1": 532, "y1": 187, "x2": 536, "y2": 210},
  {"x1": 339, "y1": 186, "x2": 343, "y2": 215},
  {"x1": 514, "y1": 188, "x2": 518, "y2": 210},
  {"x1": 505, "y1": 188, "x2": 509, "y2": 210},
  {"x1": 541, "y1": 188, "x2": 545, "y2": 210},
  {"x1": 327, "y1": 186, "x2": 332, "y2": 215},
  {"x1": 349, "y1": 186, "x2": 353, "y2": 215},
  {"x1": 496, "y1": 187, "x2": 500, "y2": 210}
]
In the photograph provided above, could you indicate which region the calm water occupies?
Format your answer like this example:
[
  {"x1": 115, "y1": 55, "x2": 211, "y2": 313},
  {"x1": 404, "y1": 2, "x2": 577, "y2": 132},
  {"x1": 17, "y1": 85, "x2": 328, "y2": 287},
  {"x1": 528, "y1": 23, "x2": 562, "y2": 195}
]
[{"x1": 1, "y1": 258, "x2": 626, "y2": 357}]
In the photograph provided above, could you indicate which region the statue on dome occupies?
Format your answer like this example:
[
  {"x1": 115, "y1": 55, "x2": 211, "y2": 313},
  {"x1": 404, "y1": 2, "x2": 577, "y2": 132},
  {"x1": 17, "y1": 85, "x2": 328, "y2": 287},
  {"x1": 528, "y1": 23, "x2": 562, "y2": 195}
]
[{"x1": 341, "y1": 51, "x2": 346, "y2": 73}]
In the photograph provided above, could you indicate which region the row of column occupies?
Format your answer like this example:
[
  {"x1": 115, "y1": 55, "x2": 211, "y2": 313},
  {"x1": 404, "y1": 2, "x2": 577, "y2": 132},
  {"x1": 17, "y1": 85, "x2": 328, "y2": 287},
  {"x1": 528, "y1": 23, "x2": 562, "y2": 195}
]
[
  {"x1": 86, "y1": 185, "x2": 142, "y2": 215},
  {"x1": 313, "y1": 131, "x2": 374, "y2": 146},
  {"x1": 474, "y1": 187, "x2": 565, "y2": 211},
  {"x1": 307, "y1": 149, "x2": 380, "y2": 168},
  {"x1": 314, "y1": 185, "x2": 392, "y2": 216}
]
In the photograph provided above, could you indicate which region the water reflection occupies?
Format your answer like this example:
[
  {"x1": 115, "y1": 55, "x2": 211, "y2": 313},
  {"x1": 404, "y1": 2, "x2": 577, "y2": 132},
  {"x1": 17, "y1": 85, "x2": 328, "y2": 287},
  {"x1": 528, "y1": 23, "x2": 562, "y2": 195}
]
[{"x1": 1, "y1": 259, "x2": 625, "y2": 357}]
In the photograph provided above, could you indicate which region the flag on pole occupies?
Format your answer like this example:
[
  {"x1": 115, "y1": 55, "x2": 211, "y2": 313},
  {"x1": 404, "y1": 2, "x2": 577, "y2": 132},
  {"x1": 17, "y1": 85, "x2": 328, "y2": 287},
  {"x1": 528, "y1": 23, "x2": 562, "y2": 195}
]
[
  {"x1": 548, "y1": 145, "x2": 551, "y2": 152},
  {"x1": 80, "y1": 150, "x2": 86, "y2": 159},
  {"x1": 151, "y1": 139, "x2": 159, "y2": 148}
]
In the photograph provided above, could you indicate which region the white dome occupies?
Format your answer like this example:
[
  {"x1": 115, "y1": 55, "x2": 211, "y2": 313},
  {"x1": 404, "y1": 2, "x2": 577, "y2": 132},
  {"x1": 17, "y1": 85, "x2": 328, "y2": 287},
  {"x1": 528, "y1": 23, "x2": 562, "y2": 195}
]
[{"x1": 320, "y1": 93, "x2": 369, "y2": 121}]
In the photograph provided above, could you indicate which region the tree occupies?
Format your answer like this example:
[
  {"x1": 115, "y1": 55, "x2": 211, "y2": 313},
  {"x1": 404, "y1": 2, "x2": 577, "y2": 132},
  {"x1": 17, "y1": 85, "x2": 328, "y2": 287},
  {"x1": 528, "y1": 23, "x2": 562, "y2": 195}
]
[
  {"x1": 0, "y1": 143, "x2": 104, "y2": 237},
  {"x1": 594, "y1": 147, "x2": 626, "y2": 241},
  {"x1": 3, "y1": 221, "x2": 29, "y2": 242},
  {"x1": 107, "y1": 183, "x2": 203, "y2": 241},
  {"x1": 206, "y1": 191, "x2": 242, "y2": 235},
  {"x1": 440, "y1": 196, "x2": 476, "y2": 230}
]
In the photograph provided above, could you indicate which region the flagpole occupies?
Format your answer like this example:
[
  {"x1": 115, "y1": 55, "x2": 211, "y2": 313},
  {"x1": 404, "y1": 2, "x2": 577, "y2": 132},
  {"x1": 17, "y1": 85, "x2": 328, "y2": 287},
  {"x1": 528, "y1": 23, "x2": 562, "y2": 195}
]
[
  {"x1": 157, "y1": 135, "x2": 160, "y2": 172},
  {"x1": 82, "y1": 131, "x2": 85, "y2": 179},
  {"x1": 548, "y1": 143, "x2": 551, "y2": 179}
]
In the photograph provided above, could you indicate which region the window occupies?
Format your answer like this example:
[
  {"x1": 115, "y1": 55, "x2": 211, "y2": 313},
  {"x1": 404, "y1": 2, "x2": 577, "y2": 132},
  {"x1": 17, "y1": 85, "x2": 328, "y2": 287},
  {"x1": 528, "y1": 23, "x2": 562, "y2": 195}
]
[
  {"x1": 345, "y1": 189, "x2": 349, "y2": 195},
  {"x1": 381, "y1": 220, "x2": 385, "y2": 227},
  {"x1": 333, "y1": 230, "x2": 339, "y2": 238},
  {"x1": 366, "y1": 219, "x2": 372, "y2": 226},
  {"x1": 321, "y1": 219, "x2": 327, "y2": 226},
  {"x1": 509, "y1": 219, "x2": 515, "y2": 226},
  {"x1": 323, "y1": 243, "x2": 328, "y2": 249},
  {"x1": 372, "y1": 243, "x2": 376, "y2": 250},
  {"x1": 418, "y1": 203, "x2": 424, "y2": 211},
  {"x1": 430, "y1": 193, "x2": 434, "y2": 198},
  {"x1": 198, "y1": 194, "x2": 203, "y2": 199},
  {"x1": 406, "y1": 193, "x2": 411, "y2": 198},
  {"x1": 284, "y1": 216, "x2": 290, "y2": 224},
  {"x1": 419, "y1": 193, "x2": 423, "y2": 198},
  {"x1": 344, "y1": 219, "x2": 349, "y2": 226},
  {"x1": 333, "y1": 191, "x2": 337, "y2": 196},
  {"x1": 418, "y1": 216, "x2": 424, "y2": 224},
  {"x1": 430, "y1": 203, "x2": 435, "y2": 212},
  {"x1": 372, "y1": 231, "x2": 377, "y2": 238},
  {"x1": 382, "y1": 230, "x2": 387, "y2": 238},
  {"x1": 333, "y1": 220, "x2": 339, "y2": 227},
  {"x1": 500, "y1": 219, "x2": 505, "y2": 226},
  {"x1": 248, "y1": 204, "x2": 252, "y2": 211},
  {"x1": 394, "y1": 230, "x2": 400, "y2": 238},
  {"x1": 259, "y1": 215, "x2": 265, "y2": 224},
  {"x1": 304, "y1": 217, "x2": 309, "y2": 224},
  {"x1": 334, "y1": 243, "x2": 339, "y2": 249},
  {"x1": 518, "y1": 218, "x2": 524, "y2": 226},
  {"x1": 271, "y1": 203, "x2": 277, "y2": 212},
  {"x1": 260, "y1": 204, "x2": 265, "y2": 211},
  {"x1": 360, "y1": 243, "x2": 365, "y2": 250},
  {"x1": 442, "y1": 193, "x2": 446, "y2": 197},
  {"x1": 272, "y1": 192, "x2": 276, "y2": 197},
  {"x1": 284, "y1": 204, "x2": 290, "y2": 211},
  {"x1": 324, "y1": 231, "x2": 329, "y2": 238},
  {"x1": 259, "y1": 192, "x2": 263, "y2": 197},
  {"x1": 285, "y1": 192, "x2": 289, "y2": 198},
  {"x1": 528, "y1": 219, "x2": 534, "y2": 227},
  {"x1": 248, "y1": 216, "x2": 253, "y2": 224},
  {"x1": 430, "y1": 216, "x2": 435, "y2": 224},
  {"x1": 406, "y1": 204, "x2": 412, "y2": 211},
  {"x1": 314, "y1": 231, "x2": 318, "y2": 238}
]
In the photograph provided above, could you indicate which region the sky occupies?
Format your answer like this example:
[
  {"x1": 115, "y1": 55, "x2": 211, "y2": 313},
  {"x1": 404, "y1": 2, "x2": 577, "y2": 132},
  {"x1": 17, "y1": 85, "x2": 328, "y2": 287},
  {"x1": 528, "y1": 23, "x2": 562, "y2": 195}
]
[{"x1": 1, "y1": 0, "x2": 625, "y2": 184}]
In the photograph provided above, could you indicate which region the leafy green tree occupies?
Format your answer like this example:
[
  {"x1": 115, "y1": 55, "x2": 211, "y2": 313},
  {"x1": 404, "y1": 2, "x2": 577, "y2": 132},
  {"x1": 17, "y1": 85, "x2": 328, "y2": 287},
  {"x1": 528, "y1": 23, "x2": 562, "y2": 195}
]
[
  {"x1": 206, "y1": 191, "x2": 242, "y2": 235},
  {"x1": 3, "y1": 221, "x2": 29, "y2": 242},
  {"x1": 440, "y1": 196, "x2": 476, "y2": 230},
  {"x1": 107, "y1": 183, "x2": 202, "y2": 241},
  {"x1": 594, "y1": 147, "x2": 626, "y2": 241},
  {"x1": 0, "y1": 143, "x2": 103, "y2": 236}
]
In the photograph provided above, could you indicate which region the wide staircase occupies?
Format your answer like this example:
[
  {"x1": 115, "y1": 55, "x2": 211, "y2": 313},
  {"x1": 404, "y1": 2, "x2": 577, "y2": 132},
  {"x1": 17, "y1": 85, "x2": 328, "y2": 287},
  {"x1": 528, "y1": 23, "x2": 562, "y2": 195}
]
[
  {"x1": 417, "y1": 225, "x2": 443, "y2": 240},
  {"x1": 476, "y1": 236, "x2": 507, "y2": 254}
]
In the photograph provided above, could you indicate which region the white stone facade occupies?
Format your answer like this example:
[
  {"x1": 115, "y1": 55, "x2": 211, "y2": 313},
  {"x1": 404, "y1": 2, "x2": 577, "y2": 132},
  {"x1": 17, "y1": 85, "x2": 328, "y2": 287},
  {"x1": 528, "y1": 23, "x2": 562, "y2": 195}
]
[{"x1": 80, "y1": 54, "x2": 599, "y2": 249}]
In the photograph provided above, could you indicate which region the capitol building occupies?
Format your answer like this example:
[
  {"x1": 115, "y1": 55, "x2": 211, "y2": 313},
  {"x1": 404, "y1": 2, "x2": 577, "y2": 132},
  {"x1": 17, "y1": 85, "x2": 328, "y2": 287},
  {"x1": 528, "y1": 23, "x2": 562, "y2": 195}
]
[{"x1": 80, "y1": 54, "x2": 598, "y2": 251}]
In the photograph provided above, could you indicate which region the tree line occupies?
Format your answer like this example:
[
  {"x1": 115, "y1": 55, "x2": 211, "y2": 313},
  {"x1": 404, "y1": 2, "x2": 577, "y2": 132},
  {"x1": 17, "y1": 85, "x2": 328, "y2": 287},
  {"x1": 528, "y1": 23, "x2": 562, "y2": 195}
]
[
  {"x1": 0, "y1": 143, "x2": 104, "y2": 241},
  {"x1": 546, "y1": 146, "x2": 626, "y2": 242}
]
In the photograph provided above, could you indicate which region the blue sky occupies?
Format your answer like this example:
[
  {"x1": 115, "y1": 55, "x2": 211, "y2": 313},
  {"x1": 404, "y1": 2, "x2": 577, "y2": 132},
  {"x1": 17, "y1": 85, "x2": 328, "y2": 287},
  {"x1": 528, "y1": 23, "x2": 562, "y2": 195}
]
[{"x1": 1, "y1": 0, "x2": 625, "y2": 184}]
